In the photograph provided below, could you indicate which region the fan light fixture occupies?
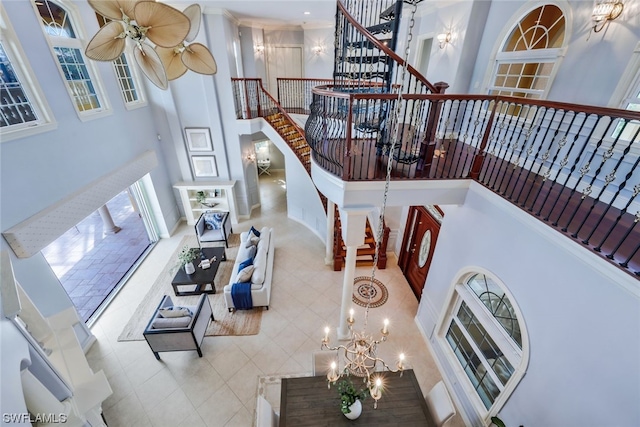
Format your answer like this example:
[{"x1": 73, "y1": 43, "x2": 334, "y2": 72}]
[
  {"x1": 591, "y1": 0, "x2": 624, "y2": 33},
  {"x1": 86, "y1": 1, "x2": 217, "y2": 90}
]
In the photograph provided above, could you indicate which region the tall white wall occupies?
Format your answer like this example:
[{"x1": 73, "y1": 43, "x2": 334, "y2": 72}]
[
  {"x1": 0, "y1": 0, "x2": 178, "y2": 317},
  {"x1": 417, "y1": 182, "x2": 640, "y2": 426},
  {"x1": 467, "y1": 0, "x2": 640, "y2": 105},
  {"x1": 303, "y1": 27, "x2": 335, "y2": 78}
]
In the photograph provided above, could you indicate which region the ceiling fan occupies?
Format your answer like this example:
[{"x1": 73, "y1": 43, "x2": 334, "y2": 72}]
[{"x1": 85, "y1": 0, "x2": 217, "y2": 90}]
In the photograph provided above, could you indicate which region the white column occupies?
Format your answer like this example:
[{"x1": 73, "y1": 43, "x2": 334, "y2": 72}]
[
  {"x1": 336, "y1": 206, "x2": 371, "y2": 340},
  {"x1": 325, "y1": 200, "x2": 335, "y2": 265},
  {"x1": 98, "y1": 205, "x2": 121, "y2": 234},
  {"x1": 338, "y1": 245, "x2": 357, "y2": 339}
]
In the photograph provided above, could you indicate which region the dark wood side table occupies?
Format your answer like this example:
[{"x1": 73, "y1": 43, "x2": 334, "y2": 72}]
[
  {"x1": 279, "y1": 369, "x2": 434, "y2": 426},
  {"x1": 171, "y1": 247, "x2": 226, "y2": 296}
]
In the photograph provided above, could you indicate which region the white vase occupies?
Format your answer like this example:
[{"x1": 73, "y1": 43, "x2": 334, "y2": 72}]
[
  {"x1": 344, "y1": 399, "x2": 362, "y2": 420},
  {"x1": 184, "y1": 261, "x2": 195, "y2": 274}
]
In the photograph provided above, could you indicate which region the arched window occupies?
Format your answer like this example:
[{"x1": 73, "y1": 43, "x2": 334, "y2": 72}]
[
  {"x1": 1, "y1": 5, "x2": 55, "y2": 141},
  {"x1": 32, "y1": 0, "x2": 109, "y2": 118},
  {"x1": 489, "y1": 4, "x2": 566, "y2": 99},
  {"x1": 440, "y1": 270, "x2": 528, "y2": 421}
]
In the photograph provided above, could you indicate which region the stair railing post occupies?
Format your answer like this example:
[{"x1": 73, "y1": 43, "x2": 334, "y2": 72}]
[
  {"x1": 343, "y1": 94, "x2": 354, "y2": 181},
  {"x1": 418, "y1": 81, "x2": 449, "y2": 177},
  {"x1": 469, "y1": 97, "x2": 499, "y2": 180},
  {"x1": 242, "y1": 79, "x2": 251, "y2": 119},
  {"x1": 257, "y1": 79, "x2": 263, "y2": 118}
]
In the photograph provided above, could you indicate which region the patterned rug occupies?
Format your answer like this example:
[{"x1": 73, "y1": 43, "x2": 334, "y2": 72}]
[
  {"x1": 117, "y1": 234, "x2": 262, "y2": 341},
  {"x1": 352, "y1": 276, "x2": 389, "y2": 308}
]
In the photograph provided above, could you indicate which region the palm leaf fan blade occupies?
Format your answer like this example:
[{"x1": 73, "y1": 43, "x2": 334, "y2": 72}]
[
  {"x1": 134, "y1": 43, "x2": 168, "y2": 90},
  {"x1": 156, "y1": 46, "x2": 187, "y2": 81},
  {"x1": 85, "y1": 21, "x2": 126, "y2": 61},
  {"x1": 134, "y1": 1, "x2": 190, "y2": 48},
  {"x1": 88, "y1": 0, "x2": 138, "y2": 21},
  {"x1": 182, "y1": 43, "x2": 217, "y2": 75},
  {"x1": 183, "y1": 4, "x2": 202, "y2": 43}
]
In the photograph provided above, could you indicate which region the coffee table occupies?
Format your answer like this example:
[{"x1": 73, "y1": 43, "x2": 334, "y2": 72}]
[{"x1": 171, "y1": 247, "x2": 226, "y2": 296}]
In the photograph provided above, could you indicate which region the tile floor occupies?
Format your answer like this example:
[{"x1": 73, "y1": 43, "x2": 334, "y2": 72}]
[
  {"x1": 41, "y1": 191, "x2": 151, "y2": 321},
  {"x1": 87, "y1": 171, "x2": 465, "y2": 427}
]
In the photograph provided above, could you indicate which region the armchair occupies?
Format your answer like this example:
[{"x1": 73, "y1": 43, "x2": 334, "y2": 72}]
[
  {"x1": 195, "y1": 211, "x2": 232, "y2": 248},
  {"x1": 143, "y1": 294, "x2": 213, "y2": 360}
]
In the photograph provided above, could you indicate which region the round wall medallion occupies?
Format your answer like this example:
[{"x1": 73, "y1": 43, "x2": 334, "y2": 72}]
[{"x1": 418, "y1": 230, "x2": 432, "y2": 268}]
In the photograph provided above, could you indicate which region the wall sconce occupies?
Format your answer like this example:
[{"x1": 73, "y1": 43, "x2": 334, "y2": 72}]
[
  {"x1": 254, "y1": 44, "x2": 265, "y2": 55},
  {"x1": 591, "y1": 0, "x2": 624, "y2": 33},
  {"x1": 246, "y1": 153, "x2": 256, "y2": 163},
  {"x1": 312, "y1": 45, "x2": 324, "y2": 56},
  {"x1": 437, "y1": 32, "x2": 451, "y2": 49}
]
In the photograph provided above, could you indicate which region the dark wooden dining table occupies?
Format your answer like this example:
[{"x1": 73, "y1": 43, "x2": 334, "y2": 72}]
[{"x1": 279, "y1": 369, "x2": 435, "y2": 426}]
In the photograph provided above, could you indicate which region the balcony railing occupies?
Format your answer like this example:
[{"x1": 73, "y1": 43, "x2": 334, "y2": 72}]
[
  {"x1": 304, "y1": 85, "x2": 640, "y2": 276},
  {"x1": 231, "y1": 76, "x2": 640, "y2": 277},
  {"x1": 276, "y1": 78, "x2": 333, "y2": 115}
]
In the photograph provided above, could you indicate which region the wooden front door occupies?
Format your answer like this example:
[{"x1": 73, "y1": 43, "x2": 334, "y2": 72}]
[{"x1": 399, "y1": 206, "x2": 442, "y2": 300}]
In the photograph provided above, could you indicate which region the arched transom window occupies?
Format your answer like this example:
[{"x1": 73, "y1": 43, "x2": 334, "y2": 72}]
[
  {"x1": 33, "y1": 0, "x2": 107, "y2": 117},
  {"x1": 489, "y1": 4, "x2": 566, "y2": 100},
  {"x1": 442, "y1": 271, "x2": 527, "y2": 420}
]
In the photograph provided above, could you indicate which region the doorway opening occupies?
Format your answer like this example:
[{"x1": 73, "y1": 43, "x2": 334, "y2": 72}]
[{"x1": 41, "y1": 187, "x2": 156, "y2": 324}]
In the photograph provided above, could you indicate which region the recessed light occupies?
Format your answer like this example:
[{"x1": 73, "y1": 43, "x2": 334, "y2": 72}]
[{"x1": 304, "y1": 11, "x2": 311, "y2": 15}]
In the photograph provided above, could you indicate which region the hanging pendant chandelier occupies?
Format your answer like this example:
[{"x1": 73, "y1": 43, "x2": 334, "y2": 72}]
[
  {"x1": 318, "y1": 0, "x2": 422, "y2": 409},
  {"x1": 85, "y1": 0, "x2": 217, "y2": 90}
]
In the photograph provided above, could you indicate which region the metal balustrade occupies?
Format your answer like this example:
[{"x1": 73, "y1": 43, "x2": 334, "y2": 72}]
[{"x1": 231, "y1": 78, "x2": 640, "y2": 276}]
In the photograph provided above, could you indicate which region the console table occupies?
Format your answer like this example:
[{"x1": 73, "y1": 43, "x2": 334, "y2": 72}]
[{"x1": 279, "y1": 369, "x2": 434, "y2": 426}]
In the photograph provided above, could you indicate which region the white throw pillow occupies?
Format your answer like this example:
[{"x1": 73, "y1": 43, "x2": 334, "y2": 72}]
[
  {"x1": 237, "y1": 265, "x2": 255, "y2": 282},
  {"x1": 245, "y1": 236, "x2": 260, "y2": 248},
  {"x1": 158, "y1": 306, "x2": 191, "y2": 318}
]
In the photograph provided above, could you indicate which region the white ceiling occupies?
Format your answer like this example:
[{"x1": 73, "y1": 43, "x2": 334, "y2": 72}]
[{"x1": 169, "y1": 0, "x2": 337, "y2": 28}]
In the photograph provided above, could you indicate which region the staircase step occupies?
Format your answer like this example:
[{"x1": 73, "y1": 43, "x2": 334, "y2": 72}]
[
  {"x1": 379, "y1": 2, "x2": 398, "y2": 21},
  {"x1": 346, "y1": 37, "x2": 393, "y2": 50},
  {"x1": 334, "y1": 71, "x2": 390, "y2": 80},
  {"x1": 366, "y1": 21, "x2": 395, "y2": 35},
  {"x1": 341, "y1": 55, "x2": 388, "y2": 65}
]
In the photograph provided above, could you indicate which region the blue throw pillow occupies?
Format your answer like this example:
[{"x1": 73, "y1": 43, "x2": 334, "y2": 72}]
[
  {"x1": 238, "y1": 257, "x2": 253, "y2": 272},
  {"x1": 204, "y1": 211, "x2": 225, "y2": 230},
  {"x1": 249, "y1": 226, "x2": 261, "y2": 237}
]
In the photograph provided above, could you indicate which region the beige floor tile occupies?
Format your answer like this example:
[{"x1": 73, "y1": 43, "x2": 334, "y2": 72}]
[
  {"x1": 88, "y1": 171, "x2": 463, "y2": 426},
  {"x1": 196, "y1": 384, "x2": 243, "y2": 427}
]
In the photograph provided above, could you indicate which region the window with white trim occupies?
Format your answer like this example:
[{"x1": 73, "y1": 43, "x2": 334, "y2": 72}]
[
  {"x1": 0, "y1": 5, "x2": 55, "y2": 140},
  {"x1": 442, "y1": 272, "x2": 527, "y2": 419},
  {"x1": 95, "y1": 14, "x2": 146, "y2": 108},
  {"x1": 489, "y1": 4, "x2": 566, "y2": 100},
  {"x1": 33, "y1": 0, "x2": 108, "y2": 117},
  {"x1": 0, "y1": 43, "x2": 38, "y2": 128}
]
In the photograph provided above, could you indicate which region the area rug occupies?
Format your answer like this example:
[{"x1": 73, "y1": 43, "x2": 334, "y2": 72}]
[
  {"x1": 117, "y1": 234, "x2": 262, "y2": 341},
  {"x1": 352, "y1": 276, "x2": 388, "y2": 308}
]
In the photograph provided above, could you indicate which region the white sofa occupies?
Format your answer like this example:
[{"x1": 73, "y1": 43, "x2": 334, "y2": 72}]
[{"x1": 223, "y1": 227, "x2": 274, "y2": 311}]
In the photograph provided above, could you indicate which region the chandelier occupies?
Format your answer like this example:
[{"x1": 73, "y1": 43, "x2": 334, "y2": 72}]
[
  {"x1": 85, "y1": 1, "x2": 217, "y2": 90},
  {"x1": 321, "y1": 311, "x2": 405, "y2": 408},
  {"x1": 318, "y1": 2, "x2": 422, "y2": 409}
]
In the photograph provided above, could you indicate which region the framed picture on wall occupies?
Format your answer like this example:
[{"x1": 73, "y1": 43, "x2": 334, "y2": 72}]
[
  {"x1": 185, "y1": 128, "x2": 213, "y2": 152},
  {"x1": 191, "y1": 155, "x2": 218, "y2": 178}
]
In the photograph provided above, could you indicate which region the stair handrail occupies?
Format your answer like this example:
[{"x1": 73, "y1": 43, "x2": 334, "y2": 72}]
[{"x1": 337, "y1": 0, "x2": 440, "y2": 94}]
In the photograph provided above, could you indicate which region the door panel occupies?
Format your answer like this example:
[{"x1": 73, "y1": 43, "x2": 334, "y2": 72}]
[
  {"x1": 399, "y1": 206, "x2": 441, "y2": 300},
  {"x1": 267, "y1": 46, "x2": 303, "y2": 96}
]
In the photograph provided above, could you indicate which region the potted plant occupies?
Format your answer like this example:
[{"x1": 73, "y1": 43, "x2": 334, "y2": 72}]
[
  {"x1": 177, "y1": 245, "x2": 199, "y2": 274},
  {"x1": 195, "y1": 191, "x2": 207, "y2": 206},
  {"x1": 336, "y1": 378, "x2": 368, "y2": 420}
]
